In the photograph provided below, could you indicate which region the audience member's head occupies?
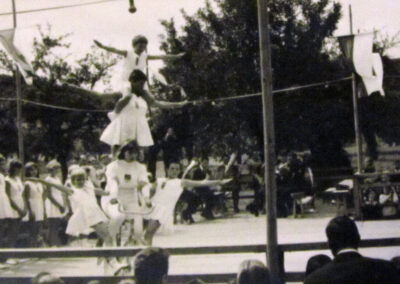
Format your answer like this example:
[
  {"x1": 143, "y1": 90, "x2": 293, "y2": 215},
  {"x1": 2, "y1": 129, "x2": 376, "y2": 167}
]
[
  {"x1": 32, "y1": 272, "x2": 64, "y2": 284},
  {"x1": 305, "y1": 254, "x2": 332, "y2": 276},
  {"x1": 236, "y1": 259, "x2": 271, "y2": 284},
  {"x1": 134, "y1": 247, "x2": 169, "y2": 284},
  {"x1": 325, "y1": 216, "x2": 361, "y2": 256},
  {"x1": 391, "y1": 256, "x2": 400, "y2": 275}
]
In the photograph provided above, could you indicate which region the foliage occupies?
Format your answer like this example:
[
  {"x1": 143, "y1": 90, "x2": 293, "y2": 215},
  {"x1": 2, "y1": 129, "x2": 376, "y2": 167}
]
[
  {"x1": 0, "y1": 26, "x2": 119, "y2": 166},
  {"x1": 158, "y1": 0, "x2": 351, "y2": 166}
]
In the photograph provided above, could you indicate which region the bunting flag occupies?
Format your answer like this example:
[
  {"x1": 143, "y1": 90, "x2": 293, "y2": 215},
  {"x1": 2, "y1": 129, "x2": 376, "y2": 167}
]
[
  {"x1": 338, "y1": 32, "x2": 384, "y2": 96},
  {"x1": 0, "y1": 28, "x2": 33, "y2": 84}
]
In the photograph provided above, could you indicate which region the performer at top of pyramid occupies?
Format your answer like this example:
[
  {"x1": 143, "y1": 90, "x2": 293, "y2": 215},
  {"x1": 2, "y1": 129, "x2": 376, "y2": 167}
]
[{"x1": 94, "y1": 35, "x2": 184, "y2": 93}]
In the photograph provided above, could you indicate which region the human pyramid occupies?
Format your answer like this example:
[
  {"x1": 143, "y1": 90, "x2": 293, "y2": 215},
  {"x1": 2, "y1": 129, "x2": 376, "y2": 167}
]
[{"x1": 19, "y1": 3, "x2": 231, "y2": 250}]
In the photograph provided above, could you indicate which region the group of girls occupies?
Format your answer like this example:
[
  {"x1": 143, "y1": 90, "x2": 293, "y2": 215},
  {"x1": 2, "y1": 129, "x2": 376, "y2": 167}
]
[{"x1": 0, "y1": 158, "x2": 71, "y2": 248}]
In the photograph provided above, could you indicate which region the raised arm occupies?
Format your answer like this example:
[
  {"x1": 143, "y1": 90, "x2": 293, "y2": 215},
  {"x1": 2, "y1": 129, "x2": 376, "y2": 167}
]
[
  {"x1": 136, "y1": 87, "x2": 188, "y2": 110},
  {"x1": 114, "y1": 95, "x2": 132, "y2": 113},
  {"x1": 94, "y1": 40, "x2": 127, "y2": 57}
]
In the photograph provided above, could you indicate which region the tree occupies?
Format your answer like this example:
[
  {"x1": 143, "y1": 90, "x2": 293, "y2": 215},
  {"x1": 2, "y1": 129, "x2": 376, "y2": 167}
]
[
  {"x1": 0, "y1": 26, "x2": 120, "y2": 174},
  {"x1": 158, "y1": 0, "x2": 353, "y2": 168}
]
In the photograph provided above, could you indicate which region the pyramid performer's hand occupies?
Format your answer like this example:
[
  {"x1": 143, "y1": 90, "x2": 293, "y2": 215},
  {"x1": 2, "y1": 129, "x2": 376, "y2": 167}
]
[{"x1": 93, "y1": 39, "x2": 103, "y2": 48}]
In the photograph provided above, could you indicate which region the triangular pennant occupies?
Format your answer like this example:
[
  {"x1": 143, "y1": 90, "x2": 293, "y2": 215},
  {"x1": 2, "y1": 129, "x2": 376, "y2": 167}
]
[{"x1": 0, "y1": 28, "x2": 34, "y2": 84}]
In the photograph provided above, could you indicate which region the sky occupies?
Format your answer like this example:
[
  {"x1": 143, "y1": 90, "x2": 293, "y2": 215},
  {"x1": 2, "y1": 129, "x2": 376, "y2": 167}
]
[{"x1": 0, "y1": 0, "x2": 399, "y2": 91}]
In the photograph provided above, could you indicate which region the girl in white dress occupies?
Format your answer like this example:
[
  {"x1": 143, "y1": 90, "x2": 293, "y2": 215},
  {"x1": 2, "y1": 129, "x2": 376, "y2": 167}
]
[
  {"x1": 4, "y1": 160, "x2": 25, "y2": 247},
  {"x1": 43, "y1": 160, "x2": 67, "y2": 246},
  {"x1": 23, "y1": 162, "x2": 45, "y2": 247},
  {"x1": 100, "y1": 70, "x2": 187, "y2": 148},
  {"x1": 103, "y1": 140, "x2": 153, "y2": 246},
  {"x1": 143, "y1": 161, "x2": 231, "y2": 245},
  {"x1": 32, "y1": 168, "x2": 111, "y2": 245}
]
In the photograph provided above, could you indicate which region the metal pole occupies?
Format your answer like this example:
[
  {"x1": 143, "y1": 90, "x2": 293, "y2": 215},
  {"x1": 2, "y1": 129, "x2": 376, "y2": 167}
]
[
  {"x1": 349, "y1": 5, "x2": 363, "y2": 219},
  {"x1": 349, "y1": 5, "x2": 362, "y2": 173},
  {"x1": 256, "y1": 0, "x2": 281, "y2": 283},
  {"x1": 11, "y1": 0, "x2": 24, "y2": 164}
]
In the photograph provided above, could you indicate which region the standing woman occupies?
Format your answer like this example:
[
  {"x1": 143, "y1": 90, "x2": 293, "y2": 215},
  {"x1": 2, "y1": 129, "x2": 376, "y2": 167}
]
[
  {"x1": 23, "y1": 162, "x2": 45, "y2": 247},
  {"x1": 4, "y1": 160, "x2": 26, "y2": 247},
  {"x1": 44, "y1": 160, "x2": 67, "y2": 246}
]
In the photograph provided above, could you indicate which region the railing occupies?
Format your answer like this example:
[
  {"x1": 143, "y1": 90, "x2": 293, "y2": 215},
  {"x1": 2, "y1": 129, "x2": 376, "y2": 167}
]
[{"x1": 1, "y1": 237, "x2": 399, "y2": 283}]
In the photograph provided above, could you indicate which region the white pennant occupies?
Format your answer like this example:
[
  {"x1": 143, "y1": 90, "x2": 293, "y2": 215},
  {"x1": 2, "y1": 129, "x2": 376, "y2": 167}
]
[{"x1": 0, "y1": 28, "x2": 34, "y2": 84}]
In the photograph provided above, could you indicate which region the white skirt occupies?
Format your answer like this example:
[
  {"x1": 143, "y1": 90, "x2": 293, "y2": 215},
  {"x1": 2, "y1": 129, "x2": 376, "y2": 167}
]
[
  {"x1": 100, "y1": 110, "x2": 154, "y2": 147},
  {"x1": 66, "y1": 204, "x2": 108, "y2": 237}
]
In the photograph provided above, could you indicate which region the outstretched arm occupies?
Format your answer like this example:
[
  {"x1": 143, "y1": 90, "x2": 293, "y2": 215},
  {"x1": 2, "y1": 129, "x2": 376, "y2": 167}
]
[
  {"x1": 181, "y1": 178, "x2": 231, "y2": 188},
  {"x1": 136, "y1": 87, "x2": 188, "y2": 109},
  {"x1": 94, "y1": 40, "x2": 127, "y2": 57},
  {"x1": 26, "y1": 177, "x2": 73, "y2": 195},
  {"x1": 147, "y1": 53, "x2": 185, "y2": 61}
]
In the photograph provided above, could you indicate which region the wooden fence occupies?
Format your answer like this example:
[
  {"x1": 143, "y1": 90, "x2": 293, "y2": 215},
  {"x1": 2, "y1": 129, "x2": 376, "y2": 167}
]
[{"x1": 0, "y1": 237, "x2": 399, "y2": 283}]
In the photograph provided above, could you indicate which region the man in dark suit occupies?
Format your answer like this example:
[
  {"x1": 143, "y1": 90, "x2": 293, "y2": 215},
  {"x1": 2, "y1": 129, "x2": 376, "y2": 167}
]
[{"x1": 304, "y1": 216, "x2": 399, "y2": 284}]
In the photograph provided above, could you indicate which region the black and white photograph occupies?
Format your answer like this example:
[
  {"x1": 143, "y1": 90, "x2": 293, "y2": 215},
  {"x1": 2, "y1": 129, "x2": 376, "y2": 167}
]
[{"x1": 0, "y1": 0, "x2": 400, "y2": 283}]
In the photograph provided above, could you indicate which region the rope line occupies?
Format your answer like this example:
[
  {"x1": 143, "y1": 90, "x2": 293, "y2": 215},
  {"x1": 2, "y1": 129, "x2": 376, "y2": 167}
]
[
  {"x1": 191, "y1": 76, "x2": 352, "y2": 104},
  {"x1": 0, "y1": 0, "x2": 122, "y2": 17},
  {"x1": 0, "y1": 97, "x2": 110, "y2": 112},
  {"x1": 0, "y1": 76, "x2": 352, "y2": 112}
]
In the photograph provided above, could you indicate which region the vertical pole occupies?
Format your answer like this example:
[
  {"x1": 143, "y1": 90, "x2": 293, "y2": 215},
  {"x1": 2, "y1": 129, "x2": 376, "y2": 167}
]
[
  {"x1": 11, "y1": 0, "x2": 24, "y2": 164},
  {"x1": 349, "y1": 4, "x2": 363, "y2": 219},
  {"x1": 256, "y1": 0, "x2": 281, "y2": 283},
  {"x1": 349, "y1": 5, "x2": 362, "y2": 173}
]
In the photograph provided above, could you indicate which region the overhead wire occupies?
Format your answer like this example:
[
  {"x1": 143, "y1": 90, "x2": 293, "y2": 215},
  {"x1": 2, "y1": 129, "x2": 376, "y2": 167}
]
[
  {"x1": 0, "y1": 76, "x2": 352, "y2": 112},
  {"x1": 0, "y1": 0, "x2": 122, "y2": 17}
]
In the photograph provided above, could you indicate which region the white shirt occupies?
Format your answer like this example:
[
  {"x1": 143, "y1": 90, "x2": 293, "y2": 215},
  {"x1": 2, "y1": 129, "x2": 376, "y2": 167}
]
[{"x1": 105, "y1": 160, "x2": 148, "y2": 199}]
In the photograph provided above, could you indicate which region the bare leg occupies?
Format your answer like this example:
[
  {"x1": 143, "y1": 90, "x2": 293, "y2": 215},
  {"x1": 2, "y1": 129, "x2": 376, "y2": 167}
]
[
  {"x1": 94, "y1": 222, "x2": 112, "y2": 246},
  {"x1": 133, "y1": 215, "x2": 143, "y2": 242},
  {"x1": 143, "y1": 220, "x2": 160, "y2": 246}
]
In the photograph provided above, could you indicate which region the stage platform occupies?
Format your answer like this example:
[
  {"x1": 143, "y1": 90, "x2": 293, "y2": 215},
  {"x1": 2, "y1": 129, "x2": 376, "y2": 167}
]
[{"x1": 0, "y1": 212, "x2": 399, "y2": 282}]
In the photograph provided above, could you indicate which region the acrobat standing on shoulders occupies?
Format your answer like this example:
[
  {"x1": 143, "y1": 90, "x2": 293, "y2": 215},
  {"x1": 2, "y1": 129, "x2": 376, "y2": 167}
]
[
  {"x1": 94, "y1": 35, "x2": 184, "y2": 93},
  {"x1": 99, "y1": 69, "x2": 188, "y2": 149}
]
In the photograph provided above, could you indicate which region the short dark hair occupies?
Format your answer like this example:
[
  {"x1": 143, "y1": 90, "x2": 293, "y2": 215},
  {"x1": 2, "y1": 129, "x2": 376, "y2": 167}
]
[
  {"x1": 132, "y1": 35, "x2": 148, "y2": 46},
  {"x1": 129, "y1": 69, "x2": 147, "y2": 83},
  {"x1": 134, "y1": 247, "x2": 169, "y2": 284},
  {"x1": 25, "y1": 162, "x2": 39, "y2": 178},
  {"x1": 9, "y1": 160, "x2": 23, "y2": 176},
  {"x1": 325, "y1": 216, "x2": 360, "y2": 255},
  {"x1": 117, "y1": 141, "x2": 140, "y2": 160}
]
